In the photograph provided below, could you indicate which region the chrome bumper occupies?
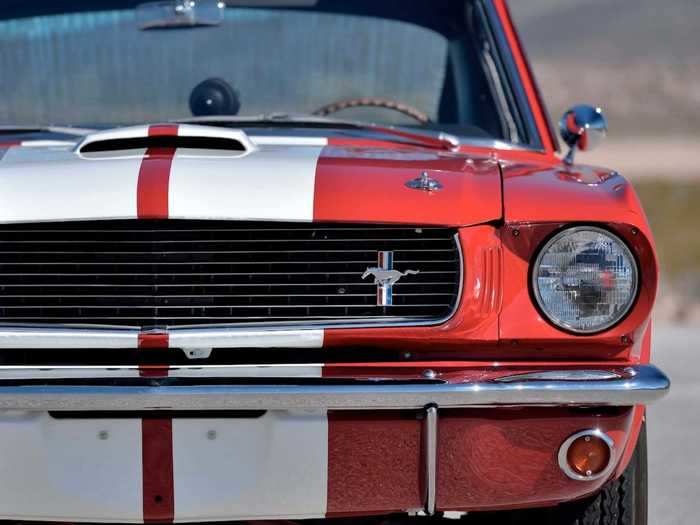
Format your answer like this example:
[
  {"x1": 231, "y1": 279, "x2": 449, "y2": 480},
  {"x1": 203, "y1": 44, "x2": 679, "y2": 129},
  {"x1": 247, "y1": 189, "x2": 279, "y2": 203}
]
[{"x1": 0, "y1": 364, "x2": 670, "y2": 411}]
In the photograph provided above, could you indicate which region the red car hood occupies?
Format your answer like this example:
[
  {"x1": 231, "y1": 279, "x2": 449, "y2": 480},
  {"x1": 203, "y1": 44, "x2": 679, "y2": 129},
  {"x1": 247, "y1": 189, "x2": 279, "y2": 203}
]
[{"x1": 0, "y1": 125, "x2": 502, "y2": 226}]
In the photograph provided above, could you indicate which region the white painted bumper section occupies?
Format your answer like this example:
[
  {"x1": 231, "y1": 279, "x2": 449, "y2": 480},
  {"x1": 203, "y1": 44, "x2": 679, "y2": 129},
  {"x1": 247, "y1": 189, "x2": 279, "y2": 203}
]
[
  {"x1": 169, "y1": 328, "x2": 324, "y2": 351},
  {"x1": 0, "y1": 411, "x2": 329, "y2": 523},
  {"x1": 0, "y1": 412, "x2": 143, "y2": 523},
  {"x1": 0, "y1": 328, "x2": 324, "y2": 350},
  {"x1": 172, "y1": 411, "x2": 328, "y2": 522},
  {"x1": 0, "y1": 328, "x2": 139, "y2": 349}
]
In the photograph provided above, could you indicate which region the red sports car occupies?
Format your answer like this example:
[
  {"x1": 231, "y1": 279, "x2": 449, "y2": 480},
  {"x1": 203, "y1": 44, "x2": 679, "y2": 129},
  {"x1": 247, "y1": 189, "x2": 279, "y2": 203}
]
[{"x1": 0, "y1": 1, "x2": 669, "y2": 524}]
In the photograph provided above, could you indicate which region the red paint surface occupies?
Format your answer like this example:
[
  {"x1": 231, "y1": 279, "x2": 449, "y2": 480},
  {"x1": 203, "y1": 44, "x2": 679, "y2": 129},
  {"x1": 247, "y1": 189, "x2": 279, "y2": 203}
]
[
  {"x1": 324, "y1": 406, "x2": 635, "y2": 513},
  {"x1": 142, "y1": 418, "x2": 175, "y2": 523},
  {"x1": 139, "y1": 365, "x2": 170, "y2": 378},
  {"x1": 136, "y1": 125, "x2": 178, "y2": 219},
  {"x1": 0, "y1": 141, "x2": 20, "y2": 161},
  {"x1": 137, "y1": 147, "x2": 174, "y2": 218},
  {"x1": 327, "y1": 411, "x2": 423, "y2": 514},
  {"x1": 313, "y1": 145, "x2": 501, "y2": 226},
  {"x1": 501, "y1": 162, "x2": 653, "y2": 230},
  {"x1": 437, "y1": 407, "x2": 633, "y2": 512},
  {"x1": 138, "y1": 333, "x2": 170, "y2": 349},
  {"x1": 138, "y1": 333, "x2": 170, "y2": 377},
  {"x1": 148, "y1": 124, "x2": 179, "y2": 137}
]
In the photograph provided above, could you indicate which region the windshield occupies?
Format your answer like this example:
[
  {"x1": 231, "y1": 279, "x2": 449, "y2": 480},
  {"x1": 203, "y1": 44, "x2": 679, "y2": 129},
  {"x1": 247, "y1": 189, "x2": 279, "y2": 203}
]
[{"x1": 0, "y1": 1, "x2": 531, "y2": 144}]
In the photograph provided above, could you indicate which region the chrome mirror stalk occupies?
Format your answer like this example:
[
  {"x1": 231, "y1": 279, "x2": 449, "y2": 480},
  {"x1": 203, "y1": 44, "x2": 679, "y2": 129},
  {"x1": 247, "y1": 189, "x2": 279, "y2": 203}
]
[{"x1": 559, "y1": 105, "x2": 608, "y2": 165}]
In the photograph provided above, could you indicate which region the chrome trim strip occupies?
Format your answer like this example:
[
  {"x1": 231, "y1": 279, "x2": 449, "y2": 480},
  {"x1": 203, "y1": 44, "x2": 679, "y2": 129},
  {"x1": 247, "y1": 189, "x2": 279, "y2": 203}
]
[
  {"x1": 423, "y1": 405, "x2": 438, "y2": 515},
  {"x1": 0, "y1": 327, "x2": 139, "y2": 349},
  {"x1": 0, "y1": 234, "x2": 464, "y2": 345},
  {"x1": 0, "y1": 364, "x2": 325, "y2": 379},
  {"x1": 558, "y1": 429, "x2": 616, "y2": 481},
  {"x1": 493, "y1": 370, "x2": 623, "y2": 382},
  {"x1": 0, "y1": 365, "x2": 669, "y2": 411}
]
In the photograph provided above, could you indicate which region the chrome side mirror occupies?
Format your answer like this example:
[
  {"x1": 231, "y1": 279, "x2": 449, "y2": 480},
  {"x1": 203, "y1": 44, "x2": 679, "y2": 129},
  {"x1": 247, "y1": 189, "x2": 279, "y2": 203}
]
[{"x1": 559, "y1": 105, "x2": 608, "y2": 165}]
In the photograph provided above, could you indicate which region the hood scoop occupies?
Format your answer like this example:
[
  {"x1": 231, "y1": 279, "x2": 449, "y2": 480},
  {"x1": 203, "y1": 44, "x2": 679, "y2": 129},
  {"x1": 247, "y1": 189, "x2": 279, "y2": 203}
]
[
  {"x1": 77, "y1": 123, "x2": 255, "y2": 154},
  {"x1": 79, "y1": 135, "x2": 247, "y2": 153}
]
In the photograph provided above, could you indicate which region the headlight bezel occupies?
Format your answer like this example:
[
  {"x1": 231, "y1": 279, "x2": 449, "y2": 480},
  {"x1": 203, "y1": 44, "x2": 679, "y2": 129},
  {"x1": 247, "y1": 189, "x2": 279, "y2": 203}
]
[{"x1": 530, "y1": 225, "x2": 640, "y2": 335}]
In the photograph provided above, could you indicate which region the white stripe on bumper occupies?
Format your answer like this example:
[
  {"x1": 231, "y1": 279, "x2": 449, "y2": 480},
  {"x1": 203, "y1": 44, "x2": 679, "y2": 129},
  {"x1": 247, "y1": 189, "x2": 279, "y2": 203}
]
[
  {"x1": 0, "y1": 412, "x2": 143, "y2": 522},
  {"x1": 169, "y1": 328, "x2": 324, "y2": 351},
  {"x1": 0, "y1": 365, "x2": 324, "y2": 380},
  {"x1": 0, "y1": 328, "x2": 323, "y2": 350},
  {"x1": 0, "y1": 411, "x2": 329, "y2": 522},
  {"x1": 172, "y1": 411, "x2": 328, "y2": 522},
  {"x1": 0, "y1": 328, "x2": 139, "y2": 349}
]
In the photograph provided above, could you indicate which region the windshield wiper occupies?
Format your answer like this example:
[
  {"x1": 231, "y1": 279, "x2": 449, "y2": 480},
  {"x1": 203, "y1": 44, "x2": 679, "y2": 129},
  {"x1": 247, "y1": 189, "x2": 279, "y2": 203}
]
[
  {"x1": 176, "y1": 114, "x2": 460, "y2": 151},
  {"x1": 0, "y1": 125, "x2": 95, "y2": 137}
]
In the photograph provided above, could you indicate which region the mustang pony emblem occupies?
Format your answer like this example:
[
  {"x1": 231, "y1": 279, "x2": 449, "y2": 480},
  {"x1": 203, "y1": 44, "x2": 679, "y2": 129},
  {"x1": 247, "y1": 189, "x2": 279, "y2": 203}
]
[{"x1": 362, "y1": 251, "x2": 419, "y2": 306}]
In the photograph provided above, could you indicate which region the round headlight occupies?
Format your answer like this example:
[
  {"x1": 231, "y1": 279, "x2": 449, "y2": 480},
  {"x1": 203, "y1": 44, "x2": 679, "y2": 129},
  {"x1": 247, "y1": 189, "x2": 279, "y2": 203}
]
[{"x1": 532, "y1": 227, "x2": 638, "y2": 334}]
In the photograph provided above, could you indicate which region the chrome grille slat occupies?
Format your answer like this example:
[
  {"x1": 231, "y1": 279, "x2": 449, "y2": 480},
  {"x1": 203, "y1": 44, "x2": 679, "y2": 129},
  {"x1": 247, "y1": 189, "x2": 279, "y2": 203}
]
[
  {"x1": 0, "y1": 238, "x2": 451, "y2": 244},
  {"x1": 0, "y1": 227, "x2": 450, "y2": 233},
  {"x1": 0, "y1": 220, "x2": 461, "y2": 328},
  {"x1": 0, "y1": 316, "x2": 441, "y2": 321},
  {"x1": 0, "y1": 249, "x2": 455, "y2": 254},
  {"x1": 0, "y1": 293, "x2": 456, "y2": 298},
  {"x1": 0, "y1": 282, "x2": 455, "y2": 287},
  {"x1": 0, "y1": 261, "x2": 458, "y2": 265},
  {"x1": 0, "y1": 271, "x2": 457, "y2": 276},
  {"x1": 0, "y1": 303, "x2": 449, "y2": 310}
]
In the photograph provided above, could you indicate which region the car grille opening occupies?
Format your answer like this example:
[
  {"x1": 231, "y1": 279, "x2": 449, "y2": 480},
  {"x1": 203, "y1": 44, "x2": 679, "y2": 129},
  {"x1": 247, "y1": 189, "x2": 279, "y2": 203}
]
[{"x1": 0, "y1": 220, "x2": 461, "y2": 328}]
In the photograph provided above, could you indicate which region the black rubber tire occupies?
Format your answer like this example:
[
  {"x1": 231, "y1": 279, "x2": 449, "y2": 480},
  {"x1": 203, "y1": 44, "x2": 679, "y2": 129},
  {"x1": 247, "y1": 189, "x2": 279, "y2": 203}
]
[{"x1": 466, "y1": 421, "x2": 648, "y2": 525}]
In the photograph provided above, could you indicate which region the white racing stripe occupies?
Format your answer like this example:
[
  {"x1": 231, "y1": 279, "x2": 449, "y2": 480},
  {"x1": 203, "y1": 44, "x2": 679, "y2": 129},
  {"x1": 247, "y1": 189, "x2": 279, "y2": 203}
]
[
  {"x1": 0, "y1": 146, "x2": 143, "y2": 222},
  {"x1": 0, "y1": 128, "x2": 329, "y2": 223},
  {"x1": 77, "y1": 125, "x2": 150, "y2": 149},
  {"x1": 0, "y1": 412, "x2": 143, "y2": 522},
  {"x1": 168, "y1": 143, "x2": 325, "y2": 221},
  {"x1": 172, "y1": 410, "x2": 328, "y2": 522},
  {"x1": 177, "y1": 123, "x2": 258, "y2": 152},
  {"x1": 0, "y1": 328, "x2": 139, "y2": 349},
  {"x1": 250, "y1": 136, "x2": 329, "y2": 147},
  {"x1": 169, "y1": 328, "x2": 324, "y2": 351}
]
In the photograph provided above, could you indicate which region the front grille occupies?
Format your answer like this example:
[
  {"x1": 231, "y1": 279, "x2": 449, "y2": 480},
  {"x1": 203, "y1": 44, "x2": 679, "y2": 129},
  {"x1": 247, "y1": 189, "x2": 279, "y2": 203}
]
[{"x1": 0, "y1": 220, "x2": 461, "y2": 328}]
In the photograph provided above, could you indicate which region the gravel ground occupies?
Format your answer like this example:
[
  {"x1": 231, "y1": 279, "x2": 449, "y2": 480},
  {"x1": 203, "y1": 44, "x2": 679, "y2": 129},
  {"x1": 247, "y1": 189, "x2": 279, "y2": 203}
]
[{"x1": 648, "y1": 322, "x2": 699, "y2": 524}]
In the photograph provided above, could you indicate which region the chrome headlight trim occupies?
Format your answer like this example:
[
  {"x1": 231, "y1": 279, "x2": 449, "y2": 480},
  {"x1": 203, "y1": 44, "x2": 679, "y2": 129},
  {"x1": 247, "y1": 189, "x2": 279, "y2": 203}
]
[{"x1": 532, "y1": 226, "x2": 639, "y2": 335}]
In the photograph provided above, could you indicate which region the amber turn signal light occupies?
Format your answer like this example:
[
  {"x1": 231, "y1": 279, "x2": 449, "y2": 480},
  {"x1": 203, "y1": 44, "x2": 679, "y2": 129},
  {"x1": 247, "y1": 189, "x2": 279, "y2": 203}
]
[{"x1": 558, "y1": 430, "x2": 614, "y2": 481}]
